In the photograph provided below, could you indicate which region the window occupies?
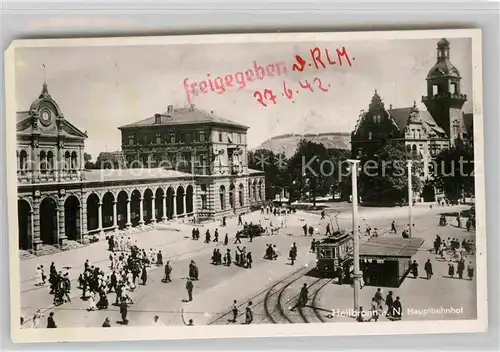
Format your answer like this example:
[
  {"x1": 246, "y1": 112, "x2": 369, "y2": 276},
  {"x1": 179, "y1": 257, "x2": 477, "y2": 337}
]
[
  {"x1": 432, "y1": 85, "x2": 438, "y2": 95},
  {"x1": 156, "y1": 134, "x2": 161, "y2": 144},
  {"x1": 128, "y1": 135, "x2": 134, "y2": 146},
  {"x1": 219, "y1": 132, "x2": 223, "y2": 142},
  {"x1": 185, "y1": 132, "x2": 191, "y2": 144},
  {"x1": 219, "y1": 185, "x2": 226, "y2": 210},
  {"x1": 412, "y1": 129, "x2": 415, "y2": 138},
  {"x1": 368, "y1": 132, "x2": 372, "y2": 140},
  {"x1": 237, "y1": 133, "x2": 241, "y2": 144},
  {"x1": 201, "y1": 195, "x2": 207, "y2": 209},
  {"x1": 373, "y1": 114, "x2": 381, "y2": 123},
  {"x1": 199, "y1": 132, "x2": 206, "y2": 142},
  {"x1": 169, "y1": 132, "x2": 176, "y2": 144}
]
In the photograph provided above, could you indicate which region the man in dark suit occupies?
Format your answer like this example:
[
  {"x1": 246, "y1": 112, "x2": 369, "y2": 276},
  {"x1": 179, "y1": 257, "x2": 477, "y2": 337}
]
[{"x1": 47, "y1": 312, "x2": 57, "y2": 328}]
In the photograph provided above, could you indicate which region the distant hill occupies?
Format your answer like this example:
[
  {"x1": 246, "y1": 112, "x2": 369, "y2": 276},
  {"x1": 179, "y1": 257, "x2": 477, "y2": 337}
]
[{"x1": 253, "y1": 132, "x2": 351, "y2": 158}]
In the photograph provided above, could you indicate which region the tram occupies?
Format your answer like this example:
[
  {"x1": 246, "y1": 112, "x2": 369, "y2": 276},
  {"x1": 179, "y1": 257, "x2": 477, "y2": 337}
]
[{"x1": 315, "y1": 231, "x2": 353, "y2": 277}]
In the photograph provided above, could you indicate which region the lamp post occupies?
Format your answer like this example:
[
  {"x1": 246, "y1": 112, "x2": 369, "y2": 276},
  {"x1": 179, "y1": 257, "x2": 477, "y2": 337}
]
[
  {"x1": 407, "y1": 160, "x2": 413, "y2": 238},
  {"x1": 348, "y1": 159, "x2": 361, "y2": 310}
]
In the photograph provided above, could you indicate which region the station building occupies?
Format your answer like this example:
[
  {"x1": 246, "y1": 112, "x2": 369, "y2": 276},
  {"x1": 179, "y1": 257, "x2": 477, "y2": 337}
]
[{"x1": 16, "y1": 83, "x2": 265, "y2": 254}]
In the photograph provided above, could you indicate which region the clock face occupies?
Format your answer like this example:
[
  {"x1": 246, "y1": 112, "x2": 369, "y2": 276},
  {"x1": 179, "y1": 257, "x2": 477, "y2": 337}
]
[{"x1": 40, "y1": 110, "x2": 52, "y2": 125}]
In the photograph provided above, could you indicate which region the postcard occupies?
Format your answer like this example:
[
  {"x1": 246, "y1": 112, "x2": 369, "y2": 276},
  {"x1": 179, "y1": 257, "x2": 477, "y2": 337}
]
[{"x1": 5, "y1": 29, "x2": 487, "y2": 343}]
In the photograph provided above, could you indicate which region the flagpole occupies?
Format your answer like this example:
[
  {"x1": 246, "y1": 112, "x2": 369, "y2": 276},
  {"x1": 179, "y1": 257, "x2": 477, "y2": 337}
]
[{"x1": 348, "y1": 159, "x2": 361, "y2": 310}]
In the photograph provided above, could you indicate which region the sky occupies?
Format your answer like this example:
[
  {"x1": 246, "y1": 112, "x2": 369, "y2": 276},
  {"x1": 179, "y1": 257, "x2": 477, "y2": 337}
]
[{"x1": 14, "y1": 37, "x2": 473, "y2": 159}]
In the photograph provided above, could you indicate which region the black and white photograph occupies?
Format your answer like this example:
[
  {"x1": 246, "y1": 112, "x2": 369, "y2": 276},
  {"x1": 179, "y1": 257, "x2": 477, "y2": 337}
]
[{"x1": 5, "y1": 29, "x2": 487, "y2": 342}]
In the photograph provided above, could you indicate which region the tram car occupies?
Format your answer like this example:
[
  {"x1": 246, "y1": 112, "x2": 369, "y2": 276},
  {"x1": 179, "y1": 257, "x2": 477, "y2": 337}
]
[{"x1": 315, "y1": 231, "x2": 353, "y2": 276}]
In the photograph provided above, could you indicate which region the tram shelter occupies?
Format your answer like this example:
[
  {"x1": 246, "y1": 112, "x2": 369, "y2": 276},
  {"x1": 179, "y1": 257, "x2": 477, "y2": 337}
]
[{"x1": 359, "y1": 237, "x2": 424, "y2": 287}]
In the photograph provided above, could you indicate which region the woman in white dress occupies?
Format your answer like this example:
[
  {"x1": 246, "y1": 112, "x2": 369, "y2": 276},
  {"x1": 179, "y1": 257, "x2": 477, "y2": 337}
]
[
  {"x1": 31, "y1": 309, "x2": 43, "y2": 328},
  {"x1": 87, "y1": 292, "x2": 97, "y2": 311},
  {"x1": 35, "y1": 267, "x2": 43, "y2": 286}
]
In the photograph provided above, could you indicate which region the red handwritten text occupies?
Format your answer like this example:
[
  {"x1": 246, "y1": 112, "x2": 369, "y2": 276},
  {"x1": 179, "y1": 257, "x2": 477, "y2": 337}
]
[
  {"x1": 183, "y1": 61, "x2": 288, "y2": 104},
  {"x1": 292, "y1": 46, "x2": 354, "y2": 72},
  {"x1": 253, "y1": 77, "x2": 330, "y2": 107}
]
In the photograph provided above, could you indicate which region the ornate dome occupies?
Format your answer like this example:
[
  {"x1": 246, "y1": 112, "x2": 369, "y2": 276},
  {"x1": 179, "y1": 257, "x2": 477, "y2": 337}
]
[{"x1": 427, "y1": 38, "x2": 461, "y2": 79}]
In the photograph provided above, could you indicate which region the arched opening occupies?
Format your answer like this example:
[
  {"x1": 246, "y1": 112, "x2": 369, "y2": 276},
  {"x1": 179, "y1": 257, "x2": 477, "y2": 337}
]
[
  {"x1": 47, "y1": 151, "x2": 54, "y2": 170},
  {"x1": 143, "y1": 188, "x2": 154, "y2": 223},
  {"x1": 64, "y1": 195, "x2": 81, "y2": 241},
  {"x1": 258, "y1": 180, "x2": 263, "y2": 201},
  {"x1": 219, "y1": 185, "x2": 226, "y2": 210},
  {"x1": 176, "y1": 186, "x2": 185, "y2": 216},
  {"x1": 166, "y1": 187, "x2": 175, "y2": 219},
  {"x1": 18, "y1": 199, "x2": 32, "y2": 250},
  {"x1": 117, "y1": 191, "x2": 129, "y2": 229},
  {"x1": 40, "y1": 197, "x2": 58, "y2": 245},
  {"x1": 155, "y1": 188, "x2": 165, "y2": 221},
  {"x1": 102, "y1": 192, "x2": 114, "y2": 229},
  {"x1": 239, "y1": 183, "x2": 244, "y2": 207},
  {"x1": 229, "y1": 183, "x2": 235, "y2": 211},
  {"x1": 252, "y1": 181, "x2": 257, "y2": 202},
  {"x1": 248, "y1": 180, "x2": 252, "y2": 200},
  {"x1": 131, "y1": 190, "x2": 142, "y2": 227},
  {"x1": 65, "y1": 151, "x2": 71, "y2": 170},
  {"x1": 71, "y1": 151, "x2": 78, "y2": 169},
  {"x1": 86, "y1": 193, "x2": 100, "y2": 231},
  {"x1": 186, "y1": 185, "x2": 194, "y2": 214},
  {"x1": 19, "y1": 150, "x2": 28, "y2": 172},
  {"x1": 40, "y1": 151, "x2": 47, "y2": 172}
]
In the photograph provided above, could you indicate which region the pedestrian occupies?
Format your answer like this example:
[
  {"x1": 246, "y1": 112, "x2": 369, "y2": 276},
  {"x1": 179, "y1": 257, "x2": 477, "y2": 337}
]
[
  {"x1": 47, "y1": 312, "x2": 57, "y2": 328},
  {"x1": 205, "y1": 230, "x2": 211, "y2": 243},
  {"x1": 238, "y1": 214, "x2": 243, "y2": 226},
  {"x1": 120, "y1": 299, "x2": 129, "y2": 325},
  {"x1": 245, "y1": 301, "x2": 253, "y2": 324},
  {"x1": 231, "y1": 300, "x2": 238, "y2": 323},
  {"x1": 141, "y1": 266, "x2": 148, "y2": 285},
  {"x1": 289, "y1": 246, "x2": 297, "y2": 265},
  {"x1": 87, "y1": 291, "x2": 97, "y2": 311},
  {"x1": 369, "y1": 297, "x2": 379, "y2": 322},
  {"x1": 356, "y1": 307, "x2": 364, "y2": 322},
  {"x1": 310, "y1": 239, "x2": 316, "y2": 253},
  {"x1": 302, "y1": 224, "x2": 307, "y2": 236},
  {"x1": 246, "y1": 252, "x2": 253, "y2": 269},
  {"x1": 448, "y1": 262, "x2": 455, "y2": 277},
  {"x1": 456, "y1": 215, "x2": 461, "y2": 228},
  {"x1": 385, "y1": 290, "x2": 394, "y2": 316},
  {"x1": 222, "y1": 216, "x2": 227, "y2": 227},
  {"x1": 157, "y1": 251, "x2": 163, "y2": 266},
  {"x1": 410, "y1": 260, "x2": 419, "y2": 278},
  {"x1": 35, "y1": 266, "x2": 44, "y2": 286},
  {"x1": 31, "y1": 309, "x2": 43, "y2": 328},
  {"x1": 390, "y1": 296, "x2": 402, "y2": 320},
  {"x1": 457, "y1": 259, "x2": 465, "y2": 279},
  {"x1": 224, "y1": 234, "x2": 229, "y2": 246},
  {"x1": 467, "y1": 261, "x2": 474, "y2": 280},
  {"x1": 186, "y1": 278, "x2": 194, "y2": 301},
  {"x1": 321, "y1": 210, "x2": 325, "y2": 219},
  {"x1": 214, "y1": 229, "x2": 219, "y2": 242},
  {"x1": 374, "y1": 288, "x2": 384, "y2": 308},
  {"x1": 298, "y1": 283, "x2": 309, "y2": 307},
  {"x1": 164, "y1": 261, "x2": 172, "y2": 283},
  {"x1": 325, "y1": 223, "x2": 332, "y2": 236},
  {"x1": 234, "y1": 231, "x2": 242, "y2": 244},
  {"x1": 308, "y1": 226, "x2": 314, "y2": 236},
  {"x1": 424, "y1": 259, "x2": 433, "y2": 280},
  {"x1": 391, "y1": 220, "x2": 397, "y2": 233},
  {"x1": 102, "y1": 317, "x2": 111, "y2": 327}
]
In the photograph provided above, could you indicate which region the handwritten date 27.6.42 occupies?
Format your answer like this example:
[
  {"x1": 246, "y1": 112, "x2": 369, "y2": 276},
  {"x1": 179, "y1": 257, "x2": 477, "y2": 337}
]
[{"x1": 253, "y1": 77, "x2": 330, "y2": 107}]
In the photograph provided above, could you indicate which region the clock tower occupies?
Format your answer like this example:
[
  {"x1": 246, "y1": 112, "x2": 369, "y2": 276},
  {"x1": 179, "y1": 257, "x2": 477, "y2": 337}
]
[{"x1": 422, "y1": 38, "x2": 468, "y2": 146}]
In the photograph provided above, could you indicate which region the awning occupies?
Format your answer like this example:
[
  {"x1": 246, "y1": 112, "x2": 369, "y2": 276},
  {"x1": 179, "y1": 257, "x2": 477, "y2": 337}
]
[{"x1": 359, "y1": 237, "x2": 424, "y2": 259}]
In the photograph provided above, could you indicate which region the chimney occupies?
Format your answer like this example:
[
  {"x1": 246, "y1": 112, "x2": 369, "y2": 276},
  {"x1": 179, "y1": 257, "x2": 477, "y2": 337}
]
[
  {"x1": 167, "y1": 105, "x2": 174, "y2": 115},
  {"x1": 154, "y1": 113, "x2": 161, "y2": 124},
  {"x1": 190, "y1": 104, "x2": 195, "y2": 112},
  {"x1": 389, "y1": 104, "x2": 393, "y2": 110}
]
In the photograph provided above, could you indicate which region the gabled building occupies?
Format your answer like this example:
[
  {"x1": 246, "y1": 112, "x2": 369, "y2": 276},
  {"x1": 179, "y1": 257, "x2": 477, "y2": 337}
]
[{"x1": 351, "y1": 38, "x2": 473, "y2": 201}]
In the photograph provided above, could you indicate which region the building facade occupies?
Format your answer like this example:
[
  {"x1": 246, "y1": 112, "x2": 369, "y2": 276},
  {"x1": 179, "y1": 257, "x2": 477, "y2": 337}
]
[
  {"x1": 351, "y1": 38, "x2": 473, "y2": 201},
  {"x1": 118, "y1": 104, "x2": 265, "y2": 221},
  {"x1": 16, "y1": 86, "x2": 265, "y2": 254}
]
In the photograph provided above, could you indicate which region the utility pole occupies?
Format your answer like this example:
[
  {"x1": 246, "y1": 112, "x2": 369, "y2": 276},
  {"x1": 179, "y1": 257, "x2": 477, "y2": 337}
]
[
  {"x1": 348, "y1": 159, "x2": 361, "y2": 310},
  {"x1": 407, "y1": 160, "x2": 413, "y2": 238}
]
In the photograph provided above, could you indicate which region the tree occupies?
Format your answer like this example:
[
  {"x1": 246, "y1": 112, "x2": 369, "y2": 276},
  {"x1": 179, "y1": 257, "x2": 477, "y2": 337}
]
[
  {"x1": 84, "y1": 152, "x2": 95, "y2": 169},
  {"x1": 432, "y1": 143, "x2": 474, "y2": 202},
  {"x1": 287, "y1": 140, "x2": 341, "y2": 206},
  {"x1": 358, "y1": 142, "x2": 423, "y2": 206},
  {"x1": 96, "y1": 152, "x2": 120, "y2": 169},
  {"x1": 248, "y1": 149, "x2": 289, "y2": 201}
]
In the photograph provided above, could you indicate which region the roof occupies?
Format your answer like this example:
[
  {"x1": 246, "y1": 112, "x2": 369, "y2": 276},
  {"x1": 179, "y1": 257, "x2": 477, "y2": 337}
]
[
  {"x1": 84, "y1": 168, "x2": 192, "y2": 182},
  {"x1": 359, "y1": 237, "x2": 424, "y2": 258},
  {"x1": 119, "y1": 107, "x2": 248, "y2": 130},
  {"x1": 17, "y1": 111, "x2": 30, "y2": 123},
  {"x1": 388, "y1": 107, "x2": 446, "y2": 136}
]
